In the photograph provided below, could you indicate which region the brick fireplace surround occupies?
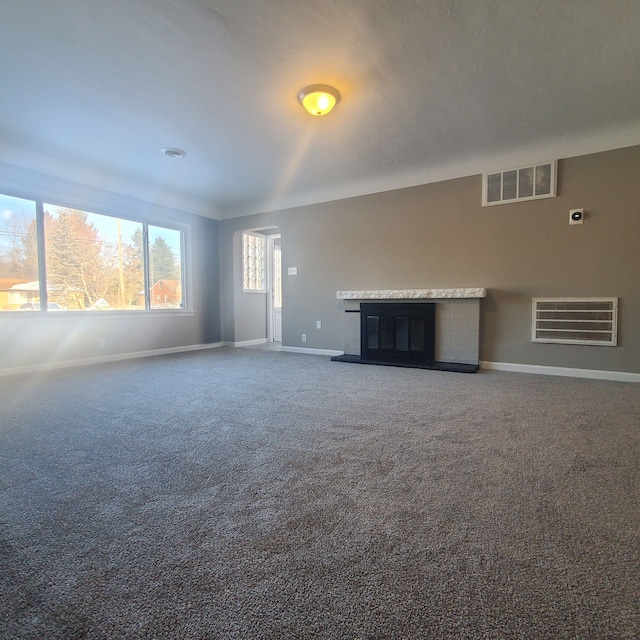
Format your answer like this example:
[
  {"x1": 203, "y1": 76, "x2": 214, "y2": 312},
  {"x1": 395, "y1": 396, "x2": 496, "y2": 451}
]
[{"x1": 335, "y1": 289, "x2": 487, "y2": 370}]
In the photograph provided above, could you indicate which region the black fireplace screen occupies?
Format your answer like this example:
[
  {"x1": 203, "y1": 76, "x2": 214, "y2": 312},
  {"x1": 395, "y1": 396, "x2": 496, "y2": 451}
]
[{"x1": 360, "y1": 302, "x2": 435, "y2": 364}]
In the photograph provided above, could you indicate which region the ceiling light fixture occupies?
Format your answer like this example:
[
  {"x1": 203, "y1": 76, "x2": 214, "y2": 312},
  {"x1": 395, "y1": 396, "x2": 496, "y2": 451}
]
[
  {"x1": 161, "y1": 147, "x2": 186, "y2": 158},
  {"x1": 297, "y1": 84, "x2": 340, "y2": 116}
]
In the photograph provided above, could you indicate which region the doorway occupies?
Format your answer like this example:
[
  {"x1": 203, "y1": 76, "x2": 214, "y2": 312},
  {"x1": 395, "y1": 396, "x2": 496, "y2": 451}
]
[{"x1": 267, "y1": 235, "x2": 282, "y2": 343}]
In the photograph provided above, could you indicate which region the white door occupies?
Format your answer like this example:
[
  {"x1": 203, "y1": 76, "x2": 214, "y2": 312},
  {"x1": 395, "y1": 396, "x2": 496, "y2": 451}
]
[{"x1": 268, "y1": 235, "x2": 282, "y2": 342}]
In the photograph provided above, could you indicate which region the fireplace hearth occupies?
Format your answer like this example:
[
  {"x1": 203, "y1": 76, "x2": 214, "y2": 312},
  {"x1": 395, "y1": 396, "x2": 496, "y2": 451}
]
[{"x1": 331, "y1": 288, "x2": 486, "y2": 373}]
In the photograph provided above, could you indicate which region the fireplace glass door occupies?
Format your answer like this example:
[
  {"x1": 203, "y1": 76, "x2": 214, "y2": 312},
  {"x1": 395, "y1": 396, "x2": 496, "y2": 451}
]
[{"x1": 360, "y1": 303, "x2": 435, "y2": 364}]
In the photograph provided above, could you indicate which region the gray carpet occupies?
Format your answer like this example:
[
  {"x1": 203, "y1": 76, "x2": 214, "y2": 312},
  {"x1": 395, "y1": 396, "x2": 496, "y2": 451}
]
[{"x1": 0, "y1": 347, "x2": 638, "y2": 639}]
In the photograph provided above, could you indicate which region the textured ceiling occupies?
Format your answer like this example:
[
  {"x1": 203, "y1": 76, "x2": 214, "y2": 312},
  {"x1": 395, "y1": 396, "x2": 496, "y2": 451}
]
[{"x1": 1, "y1": 0, "x2": 639, "y2": 219}]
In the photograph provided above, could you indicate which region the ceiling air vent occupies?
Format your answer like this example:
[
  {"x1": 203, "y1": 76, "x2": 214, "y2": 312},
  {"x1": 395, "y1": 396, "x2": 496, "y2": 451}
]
[
  {"x1": 483, "y1": 161, "x2": 556, "y2": 206},
  {"x1": 532, "y1": 298, "x2": 618, "y2": 346}
]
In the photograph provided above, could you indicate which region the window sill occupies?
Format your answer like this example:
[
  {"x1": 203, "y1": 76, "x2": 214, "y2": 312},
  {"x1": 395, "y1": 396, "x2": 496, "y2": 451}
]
[{"x1": 0, "y1": 309, "x2": 196, "y2": 319}]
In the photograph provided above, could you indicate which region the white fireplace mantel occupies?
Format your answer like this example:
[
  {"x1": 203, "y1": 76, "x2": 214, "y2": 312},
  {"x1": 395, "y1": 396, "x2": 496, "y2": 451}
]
[{"x1": 336, "y1": 288, "x2": 487, "y2": 300}]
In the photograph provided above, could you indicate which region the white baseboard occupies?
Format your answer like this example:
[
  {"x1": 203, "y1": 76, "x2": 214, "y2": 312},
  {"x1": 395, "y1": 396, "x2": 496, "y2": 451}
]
[
  {"x1": 232, "y1": 338, "x2": 268, "y2": 347},
  {"x1": 8, "y1": 347, "x2": 635, "y2": 383},
  {"x1": 281, "y1": 346, "x2": 344, "y2": 357},
  {"x1": 480, "y1": 360, "x2": 640, "y2": 383},
  {"x1": 0, "y1": 342, "x2": 226, "y2": 377}
]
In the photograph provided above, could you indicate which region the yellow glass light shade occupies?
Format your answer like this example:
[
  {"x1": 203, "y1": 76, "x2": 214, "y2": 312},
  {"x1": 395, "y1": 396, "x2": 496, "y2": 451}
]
[{"x1": 298, "y1": 85, "x2": 340, "y2": 116}]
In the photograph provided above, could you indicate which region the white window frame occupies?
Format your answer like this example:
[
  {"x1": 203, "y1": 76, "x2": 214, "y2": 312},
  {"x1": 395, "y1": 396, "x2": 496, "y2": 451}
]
[
  {"x1": 0, "y1": 191, "x2": 190, "y2": 313},
  {"x1": 242, "y1": 232, "x2": 266, "y2": 293}
]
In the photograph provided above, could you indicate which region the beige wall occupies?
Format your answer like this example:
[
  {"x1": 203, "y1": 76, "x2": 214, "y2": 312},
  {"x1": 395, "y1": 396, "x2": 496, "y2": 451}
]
[
  {"x1": 221, "y1": 145, "x2": 640, "y2": 375},
  {"x1": 2, "y1": 146, "x2": 637, "y2": 376}
]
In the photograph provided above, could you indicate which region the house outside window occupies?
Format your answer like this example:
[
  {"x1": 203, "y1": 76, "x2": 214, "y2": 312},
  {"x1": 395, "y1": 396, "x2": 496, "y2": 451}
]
[
  {"x1": 0, "y1": 194, "x2": 40, "y2": 311},
  {"x1": 0, "y1": 192, "x2": 186, "y2": 312},
  {"x1": 148, "y1": 226, "x2": 183, "y2": 309}
]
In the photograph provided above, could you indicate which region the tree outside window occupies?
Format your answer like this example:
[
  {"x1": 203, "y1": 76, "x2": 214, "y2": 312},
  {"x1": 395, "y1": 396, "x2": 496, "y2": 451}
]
[
  {"x1": 149, "y1": 226, "x2": 183, "y2": 309},
  {"x1": 0, "y1": 193, "x2": 185, "y2": 312},
  {"x1": 44, "y1": 205, "x2": 145, "y2": 310}
]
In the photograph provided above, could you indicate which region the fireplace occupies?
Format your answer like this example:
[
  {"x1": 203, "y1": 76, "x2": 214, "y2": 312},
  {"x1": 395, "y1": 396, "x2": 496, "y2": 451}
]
[
  {"x1": 360, "y1": 302, "x2": 435, "y2": 365},
  {"x1": 332, "y1": 288, "x2": 487, "y2": 373}
]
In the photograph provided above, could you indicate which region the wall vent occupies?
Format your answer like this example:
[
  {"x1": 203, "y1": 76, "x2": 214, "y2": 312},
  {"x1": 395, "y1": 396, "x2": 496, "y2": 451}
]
[
  {"x1": 483, "y1": 161, "x2": 556, "y2": 206},
  {"x1": 532, "y1": 298, "x2": 618, "y2": 346}
]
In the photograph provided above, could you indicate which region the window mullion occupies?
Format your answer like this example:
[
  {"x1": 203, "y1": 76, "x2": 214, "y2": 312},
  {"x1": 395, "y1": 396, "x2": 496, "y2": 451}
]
[
  {"x1": 35, "y1": 200, "x2": 48, "y2": 311},
  {"x1": 180, "y1": 230, "x2": 186, "y2": 309},
  {"x1": 143, "y1": 223, "x2": 151, "y2": 310}
]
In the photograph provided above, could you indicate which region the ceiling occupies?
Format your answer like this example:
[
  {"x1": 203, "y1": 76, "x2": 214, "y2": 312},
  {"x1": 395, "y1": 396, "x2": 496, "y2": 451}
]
[{"x1": 1, "y1": 1, "x2": 639, "y2": 220}]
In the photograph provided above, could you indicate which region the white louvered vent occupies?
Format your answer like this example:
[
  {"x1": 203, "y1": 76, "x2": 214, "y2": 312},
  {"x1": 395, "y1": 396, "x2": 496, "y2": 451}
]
[
  {"x1": 532, "y1": 298, "x2": 618, "y2": 346},
  {"x1": 483, "y1": 161, "x2": 557, "y2": 206}
]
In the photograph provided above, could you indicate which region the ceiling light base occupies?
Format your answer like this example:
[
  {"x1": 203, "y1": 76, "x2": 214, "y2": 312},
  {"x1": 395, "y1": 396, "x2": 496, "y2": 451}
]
[{"x1": 298, "y1": 85, "x2": 340, "y2": 116}]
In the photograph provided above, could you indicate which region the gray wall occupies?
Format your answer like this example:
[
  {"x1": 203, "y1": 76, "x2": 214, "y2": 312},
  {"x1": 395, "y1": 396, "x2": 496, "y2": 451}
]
[
  {"x1": 221, "y1": 146, "x2": 640, "y2": 374},
  {"x1": 201, "y1": 217, "x2": 222, "y2": 344},
  {"x1": 0, "y1": 169, "x2": 221, "y2": 371},
  {"x1": 1, "y1": 313, "x2": 203, "y2": 369},
  {"x1": 220, "y1": 225, "x2": 280, "y2": 344}
]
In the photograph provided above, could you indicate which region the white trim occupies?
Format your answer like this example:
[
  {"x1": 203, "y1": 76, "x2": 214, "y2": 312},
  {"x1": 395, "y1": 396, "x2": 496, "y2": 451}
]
[
  {"x1": 0, "y1": 309, "x2": 196, "y2": 319},
  {"x1": 5, "y1": 346, "x2": 636, "y2": 383},
  {"x1": 480, "y1": 361, "x2": 640, "y2": 383},
  {"x1": 281, "y1": 346, "x2": 344, "y2": 357},
  {"x1": 0, "y1": 343, "x2": 226, "y2": 377},
  {"x1": 241, "y1": 231, "x2": 267, "y2": 293},
  {"x1": 266, "y1": 233, "x2": 282, "y2": 343},
  {"x1": 233, "y1": 338, "x2": 268, "y2": 347}
]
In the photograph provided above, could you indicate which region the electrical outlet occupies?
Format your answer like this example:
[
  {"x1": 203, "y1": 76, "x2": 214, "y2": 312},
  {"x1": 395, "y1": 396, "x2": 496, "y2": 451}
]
[
  {"x1": 98, "y1": 338, "x2": 106, "y2": 349},
  {"x1": 316, "y1": 321, "x2": 322, "y2": 329},
  {"x1": 301, "y1": 333, "x2": 307, "y2": 343}
]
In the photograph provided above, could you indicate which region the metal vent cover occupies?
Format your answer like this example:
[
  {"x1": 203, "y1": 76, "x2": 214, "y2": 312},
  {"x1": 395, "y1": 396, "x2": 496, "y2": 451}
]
[
  {"x1": 483, "y1": 161, "x2": 557, "y2": 206},
  {"x1": 532, "y1": 298, "x2": 618, "y2": 346}
]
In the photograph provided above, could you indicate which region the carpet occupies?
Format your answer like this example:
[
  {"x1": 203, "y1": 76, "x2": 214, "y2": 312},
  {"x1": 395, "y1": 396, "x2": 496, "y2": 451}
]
[{"x1": 1, "y1": 347, "x2": 638, "y2": 639}]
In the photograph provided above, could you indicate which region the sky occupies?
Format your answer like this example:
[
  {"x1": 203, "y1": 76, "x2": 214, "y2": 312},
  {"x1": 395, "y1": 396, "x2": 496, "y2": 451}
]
[
  {"x1": 0, "y1": 193, "x2": 36, "y2": 254},
  {"x1": 1, "y1": 193, "x2": 182, "y2": 261}
]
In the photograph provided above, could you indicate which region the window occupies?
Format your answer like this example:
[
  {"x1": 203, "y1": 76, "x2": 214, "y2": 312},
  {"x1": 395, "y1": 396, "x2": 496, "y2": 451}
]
[
  {"x1": 273, "y1": 243, "x2": 282, "y2": 309},
  {"x1": 0, "y1": 193, "x2": 185, "y2": 312},
  {"x1": 149, "y1": 225, "x2": 183, "y2": 309},
  {"x1": 0, "y1": 194, "x2": 40, "y2": 311},
  {"x1": 43, "y1": 204, "x2": 145, "y2": 310},
  {"x1": 242, "y1": 232, "x2": 265, "y2": 292}
]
